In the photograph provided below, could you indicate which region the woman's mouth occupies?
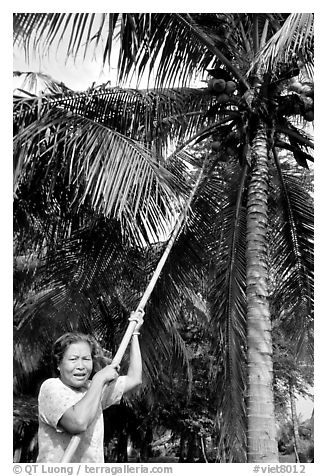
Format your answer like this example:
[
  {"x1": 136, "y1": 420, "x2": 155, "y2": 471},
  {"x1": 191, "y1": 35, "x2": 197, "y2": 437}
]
[{"x1": 73, "y1": 373, "x2": 86, "y2": 379}]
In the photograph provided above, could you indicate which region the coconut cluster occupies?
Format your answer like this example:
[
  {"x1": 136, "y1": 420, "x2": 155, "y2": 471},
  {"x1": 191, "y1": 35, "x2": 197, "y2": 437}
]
[
  {"x1": 207, "y1": 78, "x2": 237, "y2": 105},
  {"x1": 289, "y1": 78, "x2": 314, "y2": 122},
  {"x1": 206, "y1": 76, "x2": 237, "y2": 160}
]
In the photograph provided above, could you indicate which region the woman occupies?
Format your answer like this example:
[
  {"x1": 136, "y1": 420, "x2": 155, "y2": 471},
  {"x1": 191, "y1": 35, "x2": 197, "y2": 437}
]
[{"x1": 37, "y1": 310, "x2": 144, "y2": 463}]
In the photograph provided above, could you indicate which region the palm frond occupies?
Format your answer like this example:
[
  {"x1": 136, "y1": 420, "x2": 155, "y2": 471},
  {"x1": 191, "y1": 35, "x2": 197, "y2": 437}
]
[
  {"x1": 14, "y1": 103, "x2": 182, "y2": 246},
  {"x1": 14, "y1": 14, "x2": 111, "y2": 61},
  {"x1": 14, "y1": 84, "x2": 236, "y2": 153},
  {"x1": 275, "y1": 122, "x2": 314, "y2": 168},
  {"x1": 268, "y1": 155, "x2": 313, "y2": 361},
  {"x1": 251, "y1": 13, "x2": 314, "y2": 78},
  {"x1": 206, "y1": 163, "x2": 248, "y2": 462}
]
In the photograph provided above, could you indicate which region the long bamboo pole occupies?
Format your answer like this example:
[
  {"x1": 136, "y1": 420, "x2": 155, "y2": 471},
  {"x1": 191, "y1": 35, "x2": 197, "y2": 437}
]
[{"x1": 60, "y1": 161, "x2": 207, "y2": 463}]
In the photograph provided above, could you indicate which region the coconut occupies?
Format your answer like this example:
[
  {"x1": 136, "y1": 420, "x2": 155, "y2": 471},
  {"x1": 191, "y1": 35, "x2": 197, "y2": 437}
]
[
  {"x1": 292, "y1": 103, "x2": 302, "y2": 115},
  {"x1": 216, "y1": 93, "x2": 230, "y2": 105},
  {"x1": 212, "y1": 79, "x2": 226, "y2": 93},
  {"x1": 303, "y1": 110, "x2": 314, "y2": 122},
  {"x1": 225, "y1": 80, "x2": 237, "y2": 95},
  {"x1": 211, "y1": 141, "x2": 221, "y2": 152}
]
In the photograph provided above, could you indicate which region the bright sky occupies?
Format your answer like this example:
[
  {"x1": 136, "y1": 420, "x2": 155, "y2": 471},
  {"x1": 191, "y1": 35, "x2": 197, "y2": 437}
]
[
  {"x1": 296, "y1": 392, "x2": 313, "y2": 421},
  {"x1": 14, "y1": 47, "x2": 116, "y2": 91}
]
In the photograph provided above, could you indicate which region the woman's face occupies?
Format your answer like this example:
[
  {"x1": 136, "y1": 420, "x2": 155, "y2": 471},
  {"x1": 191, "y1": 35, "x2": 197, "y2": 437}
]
[{"x1": 58, "y1": 341, "x2": 93, "y2": 389}]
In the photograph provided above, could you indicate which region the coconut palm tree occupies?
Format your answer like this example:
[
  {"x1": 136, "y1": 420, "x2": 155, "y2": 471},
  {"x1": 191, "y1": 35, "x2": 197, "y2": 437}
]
[{"x1": 13, "y1": 13, "x2": 314, "y2": 462}]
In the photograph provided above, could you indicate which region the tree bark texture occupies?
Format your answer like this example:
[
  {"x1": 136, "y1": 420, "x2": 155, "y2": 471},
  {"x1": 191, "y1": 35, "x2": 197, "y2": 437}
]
[{"x1": 246, "y1": 126, "x2": 279, "y2": 463}]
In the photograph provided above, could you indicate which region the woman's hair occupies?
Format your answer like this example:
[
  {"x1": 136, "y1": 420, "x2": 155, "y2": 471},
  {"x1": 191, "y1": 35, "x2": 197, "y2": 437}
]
[{"x1": 52, "y1": 332, "x2": 111, "y2": 375}]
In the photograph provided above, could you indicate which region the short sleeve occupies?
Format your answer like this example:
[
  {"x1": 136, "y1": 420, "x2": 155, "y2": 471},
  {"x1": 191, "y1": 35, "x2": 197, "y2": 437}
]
[
  {"x1": 38, "y1": 378, "x2": 82, "y2": 432},
  {"x1": 101, "y1": 376, "x2": 126, "y2": 410}
]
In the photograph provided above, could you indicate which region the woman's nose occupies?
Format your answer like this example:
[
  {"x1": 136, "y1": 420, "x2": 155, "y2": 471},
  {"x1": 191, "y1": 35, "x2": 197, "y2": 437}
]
[{"x1": 76, "y1": 359, "x2": 85, "y2": 369}]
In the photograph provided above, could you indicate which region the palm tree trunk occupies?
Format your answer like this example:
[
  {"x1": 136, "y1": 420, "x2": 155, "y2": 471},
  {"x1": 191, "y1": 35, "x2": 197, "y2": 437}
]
[{"x1": 246, "y1": 126, "x2": 279, "y2": 463}]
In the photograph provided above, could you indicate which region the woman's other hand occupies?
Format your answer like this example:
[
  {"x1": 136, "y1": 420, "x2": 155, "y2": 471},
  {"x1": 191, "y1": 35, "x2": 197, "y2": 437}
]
[{"x1": 128, "y1": 309, "x2": 144, "y2": 334}]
